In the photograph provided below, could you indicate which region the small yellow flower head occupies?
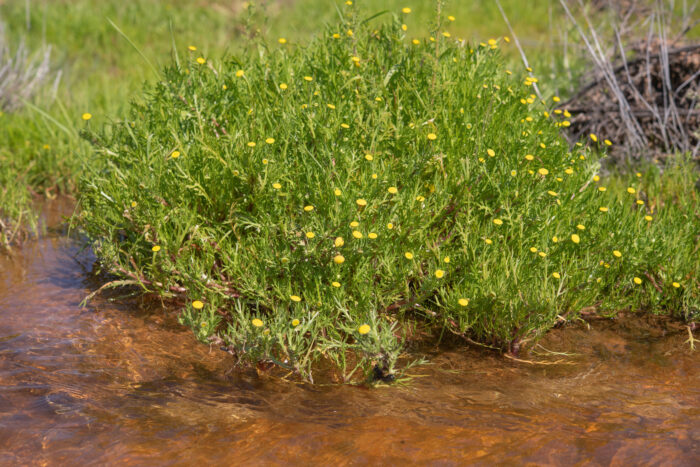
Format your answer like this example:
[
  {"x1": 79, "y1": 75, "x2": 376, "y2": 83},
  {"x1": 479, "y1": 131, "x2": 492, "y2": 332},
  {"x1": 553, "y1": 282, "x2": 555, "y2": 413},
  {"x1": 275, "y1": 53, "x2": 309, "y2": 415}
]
[
  {"x1": 304, "y1": 205, "x2": 314, "y2": 212},
  {"x1": 332, "y1": 281, "x2": 341, "y2": 288},
  {"x1": 538, "y1": 251, "x2": 547, "y2": 258},
  {"x1": 525, "y1": 154, "x2": 534, "y2": 161},
  {"x1": 306, "y1": 232, "x2": 315, "y2": 239},
  {"x1": 627, "y1": 187, "x2": 636, "y2": 194},
  {"x1": 404, "y1": 252, "x2": 414, "y2": 260},
  {"x1": 644, "y1": 215, "x2": 653, "y2": 221},
  {"x1": 278, "y1": 38, "x2": 287, "y2": 44},
  {"x1": 171, "y1": 151, "x2": 180, "y2": 159},
  {"x1": 188, "y1": 45, "x2": 197, "y2": 51},
  {"x1": 672, "y1": 282, "x2": 680, "y2": 288},
  {"x1": 303, "y1": 76, "x2": 313, "y2": 82},
  {"x1": 340, "y1": 123, "x2": 350, "y2": 129},
  {"x1": 538, "y1": 168, "x2": 549, "y2": 176},
  {"x1": 292, "y1": 319, "x2": 300, "y2": 327},
  {"x1": 290, "y1": 295, "x2": 302, "y2": 302},
  {"x1": 604, "y1": 139, "x2": 612, "y2": 146},
  {"x1": 247, "y1": 142, "x2": 256, "y2": 147},
  {"x1": 576, "y1": 224, "x2": 585, "y2": 230},
  {"x1": 358, "y1": 324, "x2": 371, "y2": 335},
  {"x1": 350, "y1": 221, "x2": 359, "y2": 228},
  {"x1": 435, "y1": 269, "x2": 445, "y2": 278},
  {"x1": 448, "y1": 15, "x2": 456, "y2": 21},
  {"x1": 485, "y1": 238, "x2": 493, "y2": 245},
  {"x1": 387, "y1": 223, "x2": 394, "y2": 230},
  {"x1": 552, "y1": 236, "x2": 558, "y2": 243},
  {"x1": 598, "y1": 187, "x2": 607, "y2": 192},
  {"x1": 265, "y1": 138, "x2": 275, "y2": 144},
  {"x1": 352, "y1": 230, "x2": 363, "y2": 239},
  {"x1": 637, "y1": 200, "x2": 645, "y2": 205},
  {"x1": 335, "y1": 237, "x2": 344, "y2": 247},
  {"x1": 252, "y1": 318, "x2": 264, "y2": 327},
  {"x1": 279, "y1": 83, "x2": 288, "y2": 90},
  {"x1": 236, "y1": 70, "x2": 244, "y2": 77},
  {"x1": 356, "y1": 198, "x2": 367, "y2": 207},
  {"x1": 427, "y1": 133, "x2": 437, "y2": 141},
  {"x1": 571, "y1": 234, "x2": 580, "y2": 244},
  {"x1": 82, "y1": 113, "x2": 92, "y2": 121},
  {"x1": 593, "y1": 175, "x2": 600, "y2": 182},
  {"x1": 402, "y1": 24, "x2": 407, "y2": 31},
  {"x1": 364, "y1": 154, "x2": 373, "y2": 161},
  {"x1": 510, "y1": 170, "x2": 517, "y2": 176},
  {"x1": 458, "y1": 298, "x2": 469, "y2": 307},
  {"x1": 412, "y1": 39, "x2": 420, "y2": 45},
  {"x1": 416, "y1": 195, "x2": 425, "y2": 202},
  {"x1": 130, "y1": 201, "x2": 137, "y2": 208},
  {"x1": 552, "y1": 272, "x2": 561, "y2": 279},
  {"x1": 192, "y1": 300, "x2": 204, "y2": 309},
  {"x1": 196, "y1": 57, "x2": 206, "y2": 65},
  {"x1": 368, "y1": 233, "x2": 378, "y2": 239},
  {"x1": 273, "y1": 183, "x2": 282, "y2": 190},
  {"x1": 613, "y1": 250, "x2": 622, "y2": 258},
  {"x1": 530, "y1": 247, "x2": 538, "y2": 253},
  {"x1": 547, "y1": 191, "x2": 558, "y2": 197},
  {"x1": 388, "y1": 186, "x2": 398, "y2": 194},
  {"x1": 152, "y1": 245, "x2": 161, "y2": 252},
  {"x1": 327, "y1": 104, "x2": 336, "y2": 109},
  {"x1": 334, "y1": 188, "x2": 342, "y2": 196},
  {"x1": 262, "y1": 159, "x2": 268, "y2": 165},
  {"x1": 493, "y1": 218, "x2": 503, "y2": 226},
  {"x1": 599, "y1": 207, "x2": 608, "y2": 212},
  {"x1": 633, "y1": 277, "x2": 642, "y2": 285},
  {"x1": 590, "y1": 133, "x2": 598, "y2": 142},
  {"x1": 636, "y1": 172, "x2": 642, "y2": 178},
  {"x1": 333, "y1": 254, "x2": 345, "y2": 264},
  {"x1": 402, "y1": 7, "x2": 412, "y2": 14},
  {"x1": 487, "y1": 149, "x2": 496, "y2": 157},
  {"x1": 553, "y1": 96, "x2": 561, "y2": 102},
  {"x1": 443, "y1": 256, "x2": 450, "y2": 263}
]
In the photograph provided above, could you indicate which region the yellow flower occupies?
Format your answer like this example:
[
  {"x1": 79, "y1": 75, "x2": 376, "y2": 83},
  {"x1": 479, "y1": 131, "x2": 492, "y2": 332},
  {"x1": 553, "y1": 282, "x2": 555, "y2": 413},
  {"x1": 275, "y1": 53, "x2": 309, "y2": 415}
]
[
  {"x1": 552, "y1": 236, "x2": 558, "y2": 243},
  {"x1": 278, "y1": 38, "x2": 287, "y2": 44},
  {"x1": 427, "y1": 133, "x2": 437, "y2": 141},
  {"x1": 262, "y1": 159, "x2": 268, "y2": 165},
  {"x1": 236, "y1": 70, "x2": 244, "y2": 77},
  {"x1": 493, "y1": 218, "x2": 503, "y2": 226},
  {"x1": 627, "y1": 187, "x2": 636, "y2": 194},
  {"x1": 252, "y1": 318, "x2": 264, "y2": 327},
  {"x1": 598, "y1": 187, "x2": 607, "y2": 192},
  {"x1": 335, "y1": 237, "x2": 344, "y2": 247},
  {"x1": 571, "y1": 234, "x2": 580, "y2": 244},
  {"x1": 576, "y1": 224, "x2": 585, "y2": 230},
  {"x1": 458, "y1": 298, "x2": 469, "y2": 307},
  {"x1": 604, "y1": 139, "x2": 612, "y2": 146},
  {"x1": 448, "y1": 15, "x2": 456, "y2": 21},
  {"x1": 402, "y1": 24, "x2": 407, "y2": 31},
  {"x1": 510, "y1": 170, "x2": 517, "y2": 176},
  {"x1": 442, "y1": 32, "x2": 451, "y2": 38},
  {"x1": 290, "y1": 295, "x2": 302, "y2": 302},
  {"x1": 548, "y1": 191, "x2": 558, "y2": 197},
  {"x1": 599, "y1": 207, "x2": 608, "y2": 212},
  {"x1": 82, "y1": 113, "x2": 92, "y2": 121},
  {"x1": 553, "y1": 96, "x2": 561, "y2": 102},
  {"x1": 368, "y1": 233, "x2": 378, "y2": 239},
  {"x1": 387, "y1": 223, "x2": 394, "y2": 229},
  {"x1": 358, "y1": 324, "x2": 371, "y2": 335},
  {"x1": 530, "y1": 247, "x2": 538, "y2": 253},
  {"x1": 306, "y1": 232, "x2": 315, "y2": 239},
  {"x1": 435, "y1": 269, "x2": 445, "y2": 278},
  {"x1": 552, "y1": 272, "x2": 561, "y2": 279},
  {"x1": 192, "y1": 300, "x2": 204, "y2": 309},
  {"x1": 130, "y1": 201, "x2": 137, "y2": 208},
  {"x1": 333, "y1": 254, "x2": 345, "y2": 264},
  {"x1": 644, "y1": 215, "x2": 653, "y2": 221},
  {"x1": 364, "y1": 154, "x2": 373, "y2": 161},
  {"x1": 538, "y1": 168, "x2": 549, "y2": 176},
  {"x1": 196, "y1": 57, "x2": 206, "y2": 64},
  {"x1": 171, "y1": 151, "x2": 180, "y2": 158},
  {"x1": 347, "y1": 29, "x2": 354, "y2": 36},
  {"x1": 525, "y1": 154, "x2": 534, "y2": 161},
  {"x1": 247, "y1": 142, "x2": 256, "y2": 147},
  {"x1": 538, "y1": 252, "x2": 547, "y2": 257},
  {"x1": 350, "y1": 221, "x2": 359, "y2": 227},
  {"x1": 152, "y1": 245, "x2": 161, "y2": 252},
  {"x1": 487, "y1": 149, "x2": 495, "y2": 157},
  {"x1": 273, "y1": 183, "x2": 282, "y2": 190},
  {"x1": 637, "y1": 200, "x2": 645, "y2": 205},
  {"x1": 265, "y1": 138, "x2": 275, "y2": 144},
  {"x1": 292, "y1": 319, "x2": 300, "y2": 327},
  {"x1": 402, "y1": 7, "x2": 412, "y2": 13},
  {"x1": 303, "y1": 76, "x2": 313, "y2": 82},
  {"x1": 404, "y1": 252, "x2": 414, "y2": 260},
  {"x1": 412, "y1": 39, "x2": 420, "y2": 45},
  {"x1": 593, "y1": 175, "x2": 600, "y2": 182},
  {"x1": 352, "y1": 230, "x2": 363, "y2": 239},
  {"x1": 304, "y1": 205, "x2": 314, "y2": 212},
  {"x1": 388, "y1": 186, "x2": 398, "y2": 194},
  {"x1": 356, "y1": 198, "x2": 367, "y2": 206},
  {"x1": 332, "y1": 281, "x2": 341, "y2": 288},
  {"x1": 279, "y1": 83, "x2": 288, "y2": 90},
  {"x1": 633, "y1": 277, "x2": 642, "y2": 285},
  {"x1": 672, "y1": 282, "x2": 680, "y2": 288},
  {"x1": 334, "y1": 188, "x2": 342, "y2": 196},
  {"x1": 484, "y1": 238, "x2": 493, "y2": 245},
  {"x1": 327, "y1": 104, "x2": 336, "y2": 109},
  {"x1": 443, "y1": 256, "x2": 450, "y2": 263},
  {"x1": 416, "y1": 195, "x2": 425, "y2": 202},
  {"x1": 613, "y1": 250, "x2": 622, "y2": 258},
  {"x1": 188, "y1": 45, "x2": 197, "y2": 51},
  {"x1": 590, "y1": 133, "x2": 598, "y2": 142}
]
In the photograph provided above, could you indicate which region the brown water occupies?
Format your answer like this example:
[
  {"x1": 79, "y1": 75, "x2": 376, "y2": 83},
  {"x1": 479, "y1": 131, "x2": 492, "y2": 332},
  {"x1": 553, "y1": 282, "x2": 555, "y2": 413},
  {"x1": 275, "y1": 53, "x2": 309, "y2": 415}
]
[{"x1": 1, "y1": 203, "x2": 698, "y2": 465}]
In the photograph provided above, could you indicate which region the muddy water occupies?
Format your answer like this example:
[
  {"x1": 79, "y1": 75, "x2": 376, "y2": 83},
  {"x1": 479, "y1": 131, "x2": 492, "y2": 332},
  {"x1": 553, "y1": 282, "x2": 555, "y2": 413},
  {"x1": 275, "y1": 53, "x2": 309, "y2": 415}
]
[{"x1": 1, "y1": 205, "x2": 698, "y2": 465}]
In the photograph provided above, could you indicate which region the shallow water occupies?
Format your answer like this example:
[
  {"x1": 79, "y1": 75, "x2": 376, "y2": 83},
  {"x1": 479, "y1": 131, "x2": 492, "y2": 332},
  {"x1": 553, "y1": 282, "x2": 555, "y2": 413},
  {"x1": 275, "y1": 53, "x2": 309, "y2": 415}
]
[{"x1": 1, "y1": 203, "x2": 698, "y2": 465}]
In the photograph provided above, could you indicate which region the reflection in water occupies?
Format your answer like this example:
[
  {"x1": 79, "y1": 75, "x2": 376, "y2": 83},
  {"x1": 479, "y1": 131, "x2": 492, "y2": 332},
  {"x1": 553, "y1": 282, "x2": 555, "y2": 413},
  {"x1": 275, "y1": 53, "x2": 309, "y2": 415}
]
[{"x1": 0, "y1": 204, "x2": 698, "y2": 465}]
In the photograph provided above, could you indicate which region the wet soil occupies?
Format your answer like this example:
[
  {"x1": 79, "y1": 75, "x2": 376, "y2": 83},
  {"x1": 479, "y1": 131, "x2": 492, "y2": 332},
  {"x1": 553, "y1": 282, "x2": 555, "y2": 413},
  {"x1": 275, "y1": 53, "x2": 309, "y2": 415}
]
[{"x1": 0, "y1": 201, "x2": 698, "y2": 465}]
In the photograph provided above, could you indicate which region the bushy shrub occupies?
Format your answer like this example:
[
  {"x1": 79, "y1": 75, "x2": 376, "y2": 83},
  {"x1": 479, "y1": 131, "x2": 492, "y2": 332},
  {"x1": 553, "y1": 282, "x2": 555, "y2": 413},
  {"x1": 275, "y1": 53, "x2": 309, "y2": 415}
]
[{"x1": 78, "y1": 9, "x2": 698, "y2": 382}]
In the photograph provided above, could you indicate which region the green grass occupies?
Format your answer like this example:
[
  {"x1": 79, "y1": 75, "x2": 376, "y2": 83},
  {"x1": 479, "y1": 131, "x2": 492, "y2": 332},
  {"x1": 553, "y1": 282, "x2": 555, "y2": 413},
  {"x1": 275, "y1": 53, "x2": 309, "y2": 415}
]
[{"x1": 76, "y1": 9, "x2": 698, "y2": 383}]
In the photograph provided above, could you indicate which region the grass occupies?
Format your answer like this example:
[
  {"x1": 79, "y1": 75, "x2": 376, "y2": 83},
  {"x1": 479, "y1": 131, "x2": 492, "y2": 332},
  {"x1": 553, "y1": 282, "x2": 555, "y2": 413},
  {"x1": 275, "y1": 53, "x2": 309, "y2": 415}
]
[{"x1": 76, "y1": 6, "x2": 698, "y2": 383}]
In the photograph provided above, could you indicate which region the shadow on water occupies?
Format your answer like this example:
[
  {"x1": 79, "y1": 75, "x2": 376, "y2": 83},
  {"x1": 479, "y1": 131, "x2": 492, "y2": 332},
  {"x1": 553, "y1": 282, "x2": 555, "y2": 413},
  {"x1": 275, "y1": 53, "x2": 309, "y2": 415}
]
[{"x1": 0, "y1": 199, "x2": 698, "y2": 465}]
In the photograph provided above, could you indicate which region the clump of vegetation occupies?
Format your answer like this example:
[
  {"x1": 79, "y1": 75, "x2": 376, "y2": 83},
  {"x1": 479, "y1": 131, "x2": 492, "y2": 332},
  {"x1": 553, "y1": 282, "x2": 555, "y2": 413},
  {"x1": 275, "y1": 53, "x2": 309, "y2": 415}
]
[{"x1": 78, "y1": 6, "x2": 698, "y2": 383}]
